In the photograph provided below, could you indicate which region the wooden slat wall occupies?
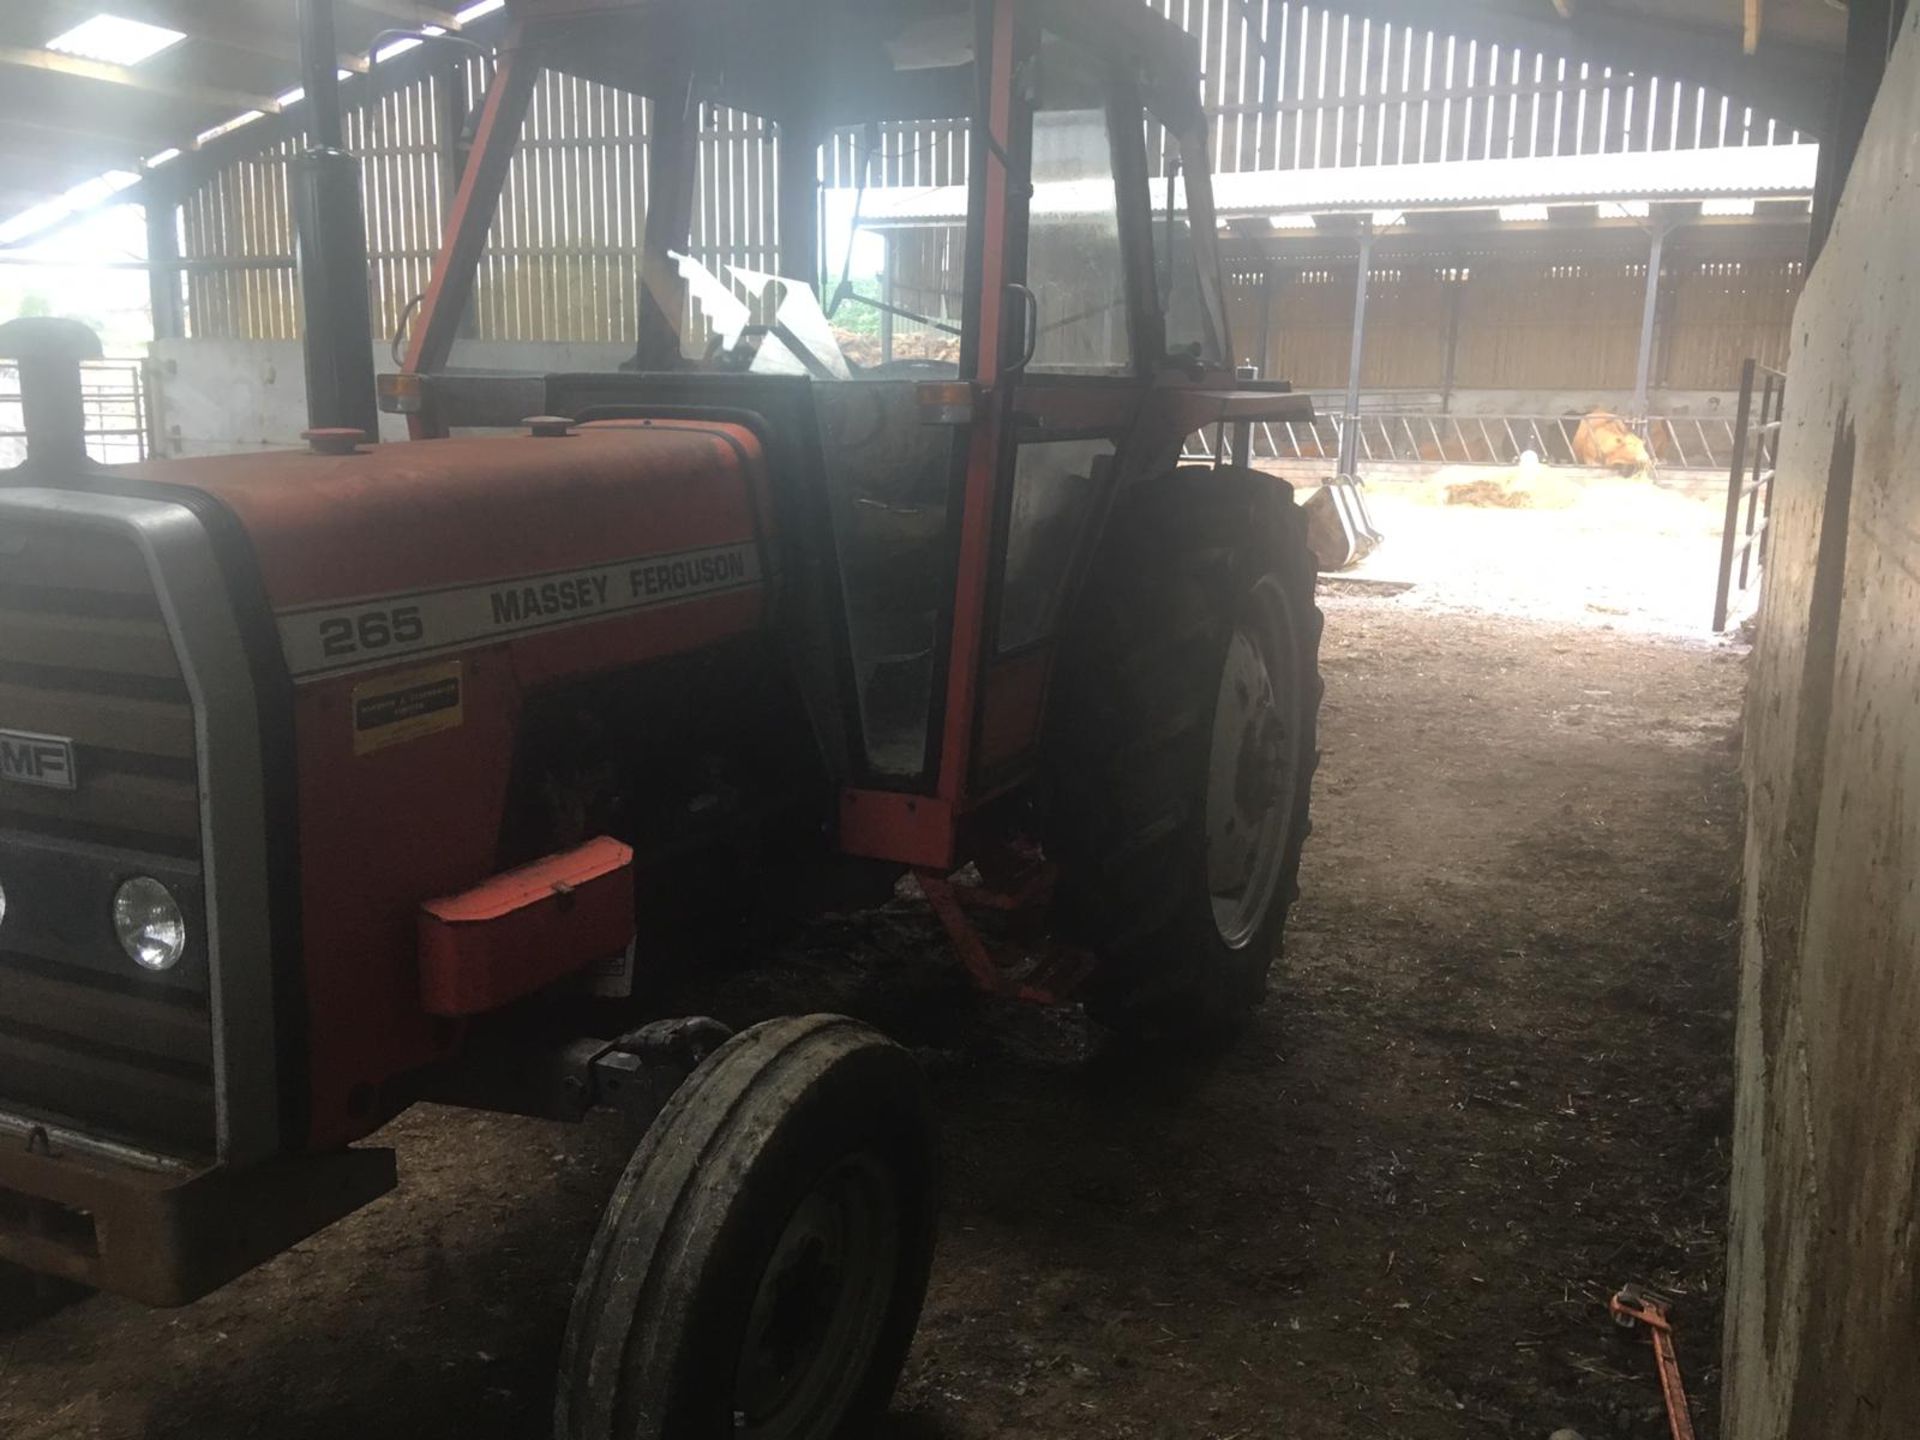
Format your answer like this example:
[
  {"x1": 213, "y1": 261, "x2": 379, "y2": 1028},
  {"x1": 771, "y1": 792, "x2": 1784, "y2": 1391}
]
[
  {"x1": 471, "y1": 67, "x2": 659, "y2": 344},
  {"x1": 1153, "y1": 0, "x2": 1798, "y2": 177},
  {"x1": 175, "y1": 69, "x2": 765, "y2": 346},
  {"x1": 347, "y1": 65, "x2": 448, "y2": 345},
  {"x1": 179, "y1": 135, "x2": 300, "y2": 340},
  {"x1": 170, "y1": 2, "x2": 1805, "y2": 344},
  {"x1": 822, "y1": 118, "x2": 970, "y2": 189},
  {"x1": 1662, "y1": 255, "x2": 1802, "y2": 386},
  {"x1": 1451, "y1": 257, "x2": 1648, "y2": 389},
  {"x1": 1223, "y1": 247, "x2": 1805, "y2": 392}
]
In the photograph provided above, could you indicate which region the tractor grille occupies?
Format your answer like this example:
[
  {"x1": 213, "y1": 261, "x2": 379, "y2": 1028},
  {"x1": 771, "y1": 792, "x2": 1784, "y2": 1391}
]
[{"x1": 0, "y1": 520, "x2": 215, "y2": 1157}]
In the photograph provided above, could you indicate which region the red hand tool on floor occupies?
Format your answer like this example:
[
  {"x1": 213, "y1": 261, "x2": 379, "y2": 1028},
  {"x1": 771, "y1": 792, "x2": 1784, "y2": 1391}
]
[{"x1": 1609, "y1": 1285, "x2": 1696, "y2": 1440}]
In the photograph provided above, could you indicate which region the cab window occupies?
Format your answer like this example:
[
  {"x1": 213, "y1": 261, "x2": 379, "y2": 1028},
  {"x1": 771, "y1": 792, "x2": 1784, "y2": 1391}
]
[{"x1": 1025, "y1": 32, "x2": 1131, "y2": 375}]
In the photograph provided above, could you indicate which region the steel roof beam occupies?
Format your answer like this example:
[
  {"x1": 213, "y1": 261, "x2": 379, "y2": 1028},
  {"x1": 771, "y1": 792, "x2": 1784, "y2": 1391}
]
[
  {"x1": 342, "y1": 0, "x2": 462, "y2": 28},
  {"x1": 0, "y1": 117, "x2": 159, "y2": 167},
  {"x1": 0, "y1": 45, "x2": 283, "y2": 117}
]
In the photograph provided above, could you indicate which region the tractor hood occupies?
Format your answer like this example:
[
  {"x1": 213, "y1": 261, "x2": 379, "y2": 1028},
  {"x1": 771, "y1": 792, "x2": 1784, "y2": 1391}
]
[{"x1": 111, "y1": 421, "x2": 774, "y2": 683}]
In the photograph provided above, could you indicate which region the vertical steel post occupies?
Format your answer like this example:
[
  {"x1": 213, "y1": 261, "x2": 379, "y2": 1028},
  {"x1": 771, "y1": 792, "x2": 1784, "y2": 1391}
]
[
  {"x1": 404, "y1": 41, "x2": 538, "y2": 395},
  {"x1": 880, "y1": 233, "x2": 896, "y2": 365},
  {"x1": 1260, "y1": 264, "x2": 1281, "y2": 378},
  {"x1": 1336, "y1": 226, "x2": 1373, "y2": 478},
  {"x1": 1230, "y1": 361, "x2": 1258, "y2": 466},
  {"x1": 776, "y1": 109, "x2": 821, "y2": 289},
  {"x1": 435, "y1": 50, "x2": 477, "y2": 343},
  {"x1": 292, "y1": 0, "x2": 378, "y2": 437},
  {"x1": 145, "y1": 195, "x2": 184, "y2": 342},
  {"x1": 1439, "y1": 262, "x2": 1463, "y2": 415},
  {"x1": 634, "y1": 77, "x2": 699, "y2": 370},
  {"x1": 1630, "y1": 222, "x2": 1667, "y2": 420}
]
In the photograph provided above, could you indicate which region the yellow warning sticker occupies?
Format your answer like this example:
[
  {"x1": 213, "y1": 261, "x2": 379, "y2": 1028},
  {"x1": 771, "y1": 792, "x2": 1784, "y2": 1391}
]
[{"x1": 351, "y1": 660, "x2": 464, "y2": 755}]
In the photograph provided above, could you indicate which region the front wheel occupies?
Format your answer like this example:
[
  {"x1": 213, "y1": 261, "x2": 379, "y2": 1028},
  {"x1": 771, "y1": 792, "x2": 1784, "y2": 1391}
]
[
  {"x1": 1048, "y1": 465, "x2": 1324, "y2": 1041},
  {"x1": 556, "y1": 1015, "x2": 937, "y2": 1440}
]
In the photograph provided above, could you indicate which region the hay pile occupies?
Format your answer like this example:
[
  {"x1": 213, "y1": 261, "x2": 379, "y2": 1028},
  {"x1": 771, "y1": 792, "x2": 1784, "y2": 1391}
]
[
  {"x1": 834, "y1": 330, "x2": 961, "y2": 369},
  {"x1": 1445, "y1": 478, "x2": 1535, "y2": 508}
]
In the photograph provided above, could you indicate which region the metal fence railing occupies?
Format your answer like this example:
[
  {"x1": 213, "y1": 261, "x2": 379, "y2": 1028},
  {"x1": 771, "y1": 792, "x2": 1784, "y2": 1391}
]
[
  {"x1": 1713, "y1": 359, "x2": 1785, "y2": 632},
  {"x1": 1186, "y1": 409, "x2": 1740, "y2": 472},
  {"x1": 0, "y1": 360, "x2": 148, "y2": 469}
]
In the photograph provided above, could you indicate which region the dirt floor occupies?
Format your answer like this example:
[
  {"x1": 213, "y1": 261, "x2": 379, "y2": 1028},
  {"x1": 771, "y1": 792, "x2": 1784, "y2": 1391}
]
[{"x1": 0, "y1": 482, "x2": 1748, "y2": 1440}]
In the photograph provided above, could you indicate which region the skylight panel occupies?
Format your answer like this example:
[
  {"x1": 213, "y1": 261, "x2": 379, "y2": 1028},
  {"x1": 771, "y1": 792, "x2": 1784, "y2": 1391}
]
[{"x1": 46, "y1": 14, "x2": 186, "y2": 66}]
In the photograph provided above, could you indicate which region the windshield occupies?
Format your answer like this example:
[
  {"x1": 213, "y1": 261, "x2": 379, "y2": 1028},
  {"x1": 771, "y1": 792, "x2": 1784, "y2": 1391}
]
[
  {"x1": 677, "y1": 152, "x2": 967, "y2": 380},
  {"x1": 1147, "y1": 133, "x2": 1226, "y2": 367},
  {"x1": 433, "y1": 0, "x2": 975, "y2": 385}
]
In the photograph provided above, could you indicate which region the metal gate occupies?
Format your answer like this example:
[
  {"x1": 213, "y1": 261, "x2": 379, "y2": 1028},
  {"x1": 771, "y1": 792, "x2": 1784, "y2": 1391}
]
[
  {"x1": 0, "y1": 360, "x2": 148, "y2": 468},
  {"x1": 1185, "y1": 410, "x2": 1740, "y2": 471},
  {"x1": 1712, "y1": 359, "x2": 1785, "y2": 632}
]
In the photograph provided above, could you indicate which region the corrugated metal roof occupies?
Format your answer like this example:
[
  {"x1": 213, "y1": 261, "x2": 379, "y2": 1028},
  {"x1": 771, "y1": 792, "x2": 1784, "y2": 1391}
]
[
  {"x1": 856, "y1": 144, "x2": 1820, "y2": 228},
  {"x1": 1209, "y1": 145, "x2": 1822, "y2": 215}
]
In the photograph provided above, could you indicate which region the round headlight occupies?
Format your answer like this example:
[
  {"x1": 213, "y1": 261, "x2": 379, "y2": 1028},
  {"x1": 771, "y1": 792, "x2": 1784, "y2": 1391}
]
[
  {"x1": 113, "y1": 877, "x2": 186, "y2": 972},
  {"x1": 0, "y1": 878, "x2": 8, "y2": 930}
]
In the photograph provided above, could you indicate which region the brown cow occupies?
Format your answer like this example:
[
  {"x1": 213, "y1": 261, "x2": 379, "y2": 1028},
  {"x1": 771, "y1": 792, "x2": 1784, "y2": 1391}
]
[{"x1": 1570, "y1": 410, "x2": 1653, "y2": 476}]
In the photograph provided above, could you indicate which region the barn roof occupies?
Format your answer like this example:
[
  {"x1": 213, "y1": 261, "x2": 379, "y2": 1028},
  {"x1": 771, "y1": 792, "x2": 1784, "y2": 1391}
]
[
  {"x1": 0, "y1": 0, "x2": 511, "y2": 241},
  {"x1": 0, "y1": 0, "x2": 1848, "y2": 242}
]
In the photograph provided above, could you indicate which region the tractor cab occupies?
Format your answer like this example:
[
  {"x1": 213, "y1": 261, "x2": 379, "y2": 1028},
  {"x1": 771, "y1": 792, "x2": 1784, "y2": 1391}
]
[{"x1": 388, "y1": 0, "x2": 1300, "y2": 869}]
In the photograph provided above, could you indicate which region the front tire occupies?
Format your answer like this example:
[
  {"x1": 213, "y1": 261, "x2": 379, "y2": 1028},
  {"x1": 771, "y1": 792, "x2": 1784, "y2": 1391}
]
[
  {"x1": 557, "y1": 1015, "x2": 937, "y2": 1440},
  {"x1": 1048, "y1": 465, "x2": 1323, "y2": 1041}
]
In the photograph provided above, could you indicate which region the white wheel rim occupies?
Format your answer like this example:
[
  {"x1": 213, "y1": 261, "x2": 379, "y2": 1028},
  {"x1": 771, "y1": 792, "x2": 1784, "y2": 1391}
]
[{"x1": 1204, "y1": 580, "x2": 1301, "y2": 949}]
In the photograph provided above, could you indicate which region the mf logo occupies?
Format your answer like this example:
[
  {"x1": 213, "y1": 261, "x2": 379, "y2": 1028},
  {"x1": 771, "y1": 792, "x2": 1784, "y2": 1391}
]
[{"x1": 0, "y1": 730, "x2": 77, "y2": 791}]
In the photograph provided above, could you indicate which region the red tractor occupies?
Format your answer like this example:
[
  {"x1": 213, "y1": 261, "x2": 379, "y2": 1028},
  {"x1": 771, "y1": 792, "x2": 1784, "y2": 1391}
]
[{"x1": 0, "y1": 0, "x2": 1321, "y2": 1433}]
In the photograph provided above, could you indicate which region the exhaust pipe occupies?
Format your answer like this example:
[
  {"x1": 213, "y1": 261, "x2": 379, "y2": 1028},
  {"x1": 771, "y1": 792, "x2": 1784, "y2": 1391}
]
[
  {"x1": 0, "y1": 316, "x2": 104, "y2": 474},
  {"x1": 293, "y1": 0, "x2": 378, "y2": 438}
]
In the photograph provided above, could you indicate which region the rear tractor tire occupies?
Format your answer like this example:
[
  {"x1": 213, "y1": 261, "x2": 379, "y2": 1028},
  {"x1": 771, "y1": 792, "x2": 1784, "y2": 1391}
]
[
  {"x1": 556, "y1": 1014, "x2": 937, "y2": 1440},
  {"x1": 1049, "y1": 465, "x2": 1324, "y2": 1042}
]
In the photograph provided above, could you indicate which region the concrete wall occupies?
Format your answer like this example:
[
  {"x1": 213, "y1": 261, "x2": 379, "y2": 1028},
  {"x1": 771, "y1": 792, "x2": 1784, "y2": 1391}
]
[
  {"x1": 147, "y1": 339, "x2": 631, "y2": 456},
  {"x1": 1722, "y1": 13, "x2": 1920, "y2": 1438}
]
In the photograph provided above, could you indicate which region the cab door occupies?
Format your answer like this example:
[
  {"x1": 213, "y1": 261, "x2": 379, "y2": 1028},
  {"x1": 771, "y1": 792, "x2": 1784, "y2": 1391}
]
[
  {"x1": 965, "y1": 11, "x2": 1161, "y2": 793},
  {"x1": 838, "y1": 0, "x2": 1238, "y2": 868}
]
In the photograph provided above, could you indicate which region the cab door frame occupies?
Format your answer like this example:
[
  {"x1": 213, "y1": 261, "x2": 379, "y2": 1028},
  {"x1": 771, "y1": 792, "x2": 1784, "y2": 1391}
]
[
  {"x1": 965, "y1": 27, "x2": 1167, "y2": 795},
  {"x1": 837, "y1": 0, "x2": 1240, "y2": 868}
]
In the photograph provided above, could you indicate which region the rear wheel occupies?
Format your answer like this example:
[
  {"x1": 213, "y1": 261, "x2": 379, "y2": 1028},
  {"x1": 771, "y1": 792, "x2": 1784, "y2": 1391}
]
[
  {"x1": 1049, "y1": 465, "x2": 1323, "y2": 1040},
  {"x1": 556, "y1": 1014, "x2": 936, "y2": 1440}
]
